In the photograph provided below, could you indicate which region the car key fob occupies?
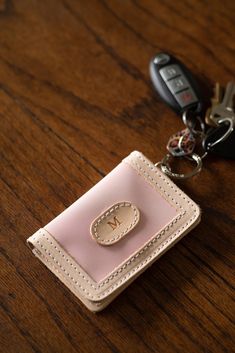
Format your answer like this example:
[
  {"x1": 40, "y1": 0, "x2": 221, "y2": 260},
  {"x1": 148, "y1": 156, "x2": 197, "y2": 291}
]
[{"x1": 149, "y1": 53, "x2": 203, "y2": 115}]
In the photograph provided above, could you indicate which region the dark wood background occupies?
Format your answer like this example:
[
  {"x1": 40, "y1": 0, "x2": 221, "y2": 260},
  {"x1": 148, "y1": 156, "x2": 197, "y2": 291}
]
[{"x1": 0, "y1": 1, "x2": 234, "y2": 352}]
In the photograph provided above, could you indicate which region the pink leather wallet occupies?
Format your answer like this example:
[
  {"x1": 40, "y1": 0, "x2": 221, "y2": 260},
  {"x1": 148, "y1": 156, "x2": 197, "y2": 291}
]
[{"x1": 27, "y1": 151, "x2": 201, "y2": 311}]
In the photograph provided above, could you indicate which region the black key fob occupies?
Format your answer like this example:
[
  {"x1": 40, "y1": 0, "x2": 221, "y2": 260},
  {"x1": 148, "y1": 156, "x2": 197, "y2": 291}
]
[{"x1": 150, "y1": 53, "x2": 203, "y2": 115}]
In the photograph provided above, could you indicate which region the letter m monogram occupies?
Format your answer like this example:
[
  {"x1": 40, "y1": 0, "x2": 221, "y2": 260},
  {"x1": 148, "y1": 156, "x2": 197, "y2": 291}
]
[{"x1": 107, "y1": 216, "x2": 121, "y2": 230}]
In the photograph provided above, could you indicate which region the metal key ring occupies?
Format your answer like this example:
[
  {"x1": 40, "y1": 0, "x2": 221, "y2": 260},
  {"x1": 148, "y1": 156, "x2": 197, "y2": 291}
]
[
  {"x1": 157, "y1": 153, "x2": 203, "y2": 179},
  {"x1": 182, "y1": 110, "x2": 205, "y2": 136},
  {"x1": 206, "y1": 117, "x2": 234, "y2": 150}
]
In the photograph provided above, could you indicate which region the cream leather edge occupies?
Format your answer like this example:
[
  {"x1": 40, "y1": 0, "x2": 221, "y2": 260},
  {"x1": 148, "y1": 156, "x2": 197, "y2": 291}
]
[{"x1": 27, "y1": 150, "x2": 201, "y2": 310}]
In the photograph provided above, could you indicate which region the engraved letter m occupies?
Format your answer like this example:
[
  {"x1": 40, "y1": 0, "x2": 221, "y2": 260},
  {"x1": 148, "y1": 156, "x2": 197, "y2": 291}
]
[{"x1": 107, "y1": 216, "x2": 121, "y2": 230}]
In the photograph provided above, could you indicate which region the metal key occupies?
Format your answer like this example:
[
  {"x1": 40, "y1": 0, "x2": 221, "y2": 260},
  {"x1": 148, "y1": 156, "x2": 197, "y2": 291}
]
[
  {"x1": 205, "y1": 82, "x2": 223, "y2": 126},
  {"x1": 209, "y1": 81, "x2": 235, "y2": 125},
  {"x1": 203, "y1": 82, "x2": 235, "y2": 159}
]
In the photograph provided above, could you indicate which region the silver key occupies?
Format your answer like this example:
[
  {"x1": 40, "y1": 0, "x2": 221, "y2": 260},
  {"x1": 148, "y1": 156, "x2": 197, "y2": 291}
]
[
  {"x1": 205, "y1": 82, "x2": 223, "y2": 126},
  {"x1": 210, "y1": 82, "x2": 235, "y2": 125}
]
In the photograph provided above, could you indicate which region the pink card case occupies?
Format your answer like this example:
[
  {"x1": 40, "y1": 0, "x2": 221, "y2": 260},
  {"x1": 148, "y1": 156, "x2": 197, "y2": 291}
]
[{"x1": 27, "y1": 151, "x2": 201, "y2": 311}]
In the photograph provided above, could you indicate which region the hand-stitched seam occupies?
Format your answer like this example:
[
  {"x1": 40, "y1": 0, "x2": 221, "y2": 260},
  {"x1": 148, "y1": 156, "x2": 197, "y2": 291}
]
[
  {"x1": 32, "y1": 153, "x2": 198, "y2": 299},
  {"x1": 39, "y1": 251, "x2": 101, "y2": 307},
  {"x1": 35, "y1": 242, "x2": 92, "y2": 295},
  {"x1": 136, "y1": 153, "x2": 194, "y2": 207},
  {"x1": 35, "y1": 209, "x2": 186, "y2": 294},
  {"x1": 92, "y1": 202, "x2": 139, "y2": 243},
  {"x1": 127, "y1": 156, "x2": 183, "y2": 210},
  {"x1": 33, "y1": 230, "x2": 97, "y2": 288},
  {"x1": 35, "y1": 211, "x2": 196, "y2": 300},
  {"x1": 36, "y1": 210, "x2": 184, "y2": 290}
]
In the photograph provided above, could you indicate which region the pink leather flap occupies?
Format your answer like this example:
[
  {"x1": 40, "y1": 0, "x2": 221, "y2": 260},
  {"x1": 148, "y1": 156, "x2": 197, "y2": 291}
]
[{"x1": 45, "y1": 158, "x2": 178, "y2": 283}]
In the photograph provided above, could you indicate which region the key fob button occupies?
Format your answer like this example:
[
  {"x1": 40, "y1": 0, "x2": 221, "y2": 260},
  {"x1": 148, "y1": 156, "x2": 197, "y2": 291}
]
[
  {"x1": 159, "y1": 64, "x2": 182, "y2": 81},
  {"x1": 166, "y1": 76, "x2": 190, "y2": 94},
  {"x1": 150, "y1": 53, "x2": 203, "y2": 114},
  {"x1": 175, "y1": 88, "x2": 198, "y2": 108}
]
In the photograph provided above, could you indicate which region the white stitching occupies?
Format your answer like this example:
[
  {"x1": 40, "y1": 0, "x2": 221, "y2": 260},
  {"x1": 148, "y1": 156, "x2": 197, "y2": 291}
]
[
  {"x1": 130, "y1": 157, "x2": 183, "y2": 210},
  {"x1": 33, "y1": 230, "x2": 97, "y2": 287},
  {"x1": 36, "y1": 212, "x2": 193, "y2": 300},
  {"x1": 38, "y1": 209, "x2": 185, "y2": 290},
  {"x1": 32, "y1": 152, "x2": 199, "y2": 299},
  {"x1": 39, "y1": 251, "x2": 101, "y2": 306},
  {"x1": 33, "y1": 153, "x2": 198, "y2": 297},
  {"x1": 91, "y1": 202, "x2": 139, "y2": 244}
]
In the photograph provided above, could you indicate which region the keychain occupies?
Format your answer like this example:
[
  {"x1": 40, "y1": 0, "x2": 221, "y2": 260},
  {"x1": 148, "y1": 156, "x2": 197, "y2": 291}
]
[
  {"x1": 149, "y1": 53, "x2": 235, "y2": 179},
  {"x1": 26, "y1": 52, "x2": 233, "y2": 312}
]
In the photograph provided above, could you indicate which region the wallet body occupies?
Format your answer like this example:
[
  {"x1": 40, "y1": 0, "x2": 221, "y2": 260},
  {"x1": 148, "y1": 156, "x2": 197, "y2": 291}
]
[{"x1": 27, "y1": 151, "x2": 201, "y2": 311}]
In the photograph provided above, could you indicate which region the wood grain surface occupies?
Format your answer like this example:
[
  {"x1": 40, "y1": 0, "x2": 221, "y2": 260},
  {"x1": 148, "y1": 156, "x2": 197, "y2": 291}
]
[{"x1": 0, "y1": 1, "x2": 235, "y2": 352}]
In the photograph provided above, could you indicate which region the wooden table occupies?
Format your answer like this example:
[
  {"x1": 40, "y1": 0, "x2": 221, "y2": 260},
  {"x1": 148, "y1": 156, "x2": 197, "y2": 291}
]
[{"x1": 1, "y1": 1, "x2": 234, "y2": 352}]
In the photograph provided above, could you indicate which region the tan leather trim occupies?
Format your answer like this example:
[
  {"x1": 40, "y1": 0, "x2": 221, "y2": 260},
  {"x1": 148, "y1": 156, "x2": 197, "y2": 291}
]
[
  {"x1": 90, "y1": 201, "x2": 140, "y2": 246},
  {"x1": 27, "y1": 151, "x2": 201, "y2": 311}
]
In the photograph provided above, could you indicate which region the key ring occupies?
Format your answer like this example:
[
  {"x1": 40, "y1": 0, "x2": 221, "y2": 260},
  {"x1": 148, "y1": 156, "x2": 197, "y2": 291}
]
[
  {"x1": 156, "y1": 153, "x2": 203, "y2": 179},
  {"x1": 182, "y1": 110, "x2": 205, "y2": 137},
  {"x1": 204, "y1": 117, "x2": 234, "y2": 150}
]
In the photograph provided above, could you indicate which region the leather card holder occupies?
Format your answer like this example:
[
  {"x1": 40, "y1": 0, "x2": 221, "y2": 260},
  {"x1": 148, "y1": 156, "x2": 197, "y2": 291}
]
[{"x1": 27, "y1": 151, "x2": 201, "y2": 311}]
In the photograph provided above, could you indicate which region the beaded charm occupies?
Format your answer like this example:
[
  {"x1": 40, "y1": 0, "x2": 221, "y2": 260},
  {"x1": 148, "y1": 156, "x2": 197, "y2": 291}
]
[{"x1": 167, "y1": 128, "x2": 196, "y2": 157}]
